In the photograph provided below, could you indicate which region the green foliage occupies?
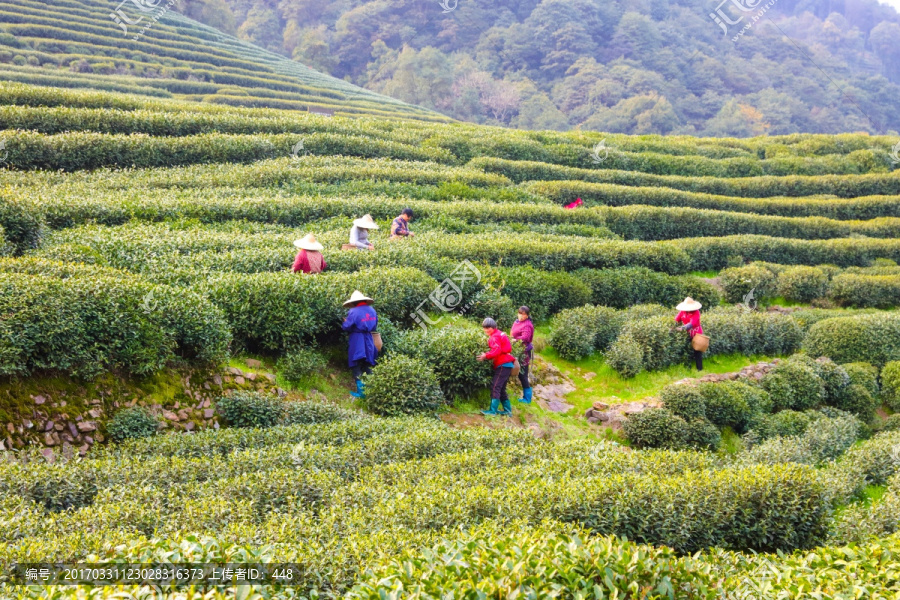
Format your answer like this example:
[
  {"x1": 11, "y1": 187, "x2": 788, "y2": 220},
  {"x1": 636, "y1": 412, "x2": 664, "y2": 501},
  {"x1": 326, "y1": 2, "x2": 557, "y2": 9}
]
[
  {"x1": 495, "y1": 266, "x2": 591, "y2": 321},
  {"x1": 660, "y1": 384, "x2": 706, "y2": 421},
  {"x1": 843, "y1": 362, "x2": 880, "y2": 397},
  {"x1": 623, "y1": 408, "x2": 688, "y2": 450},
  {"x1": 684, "y1": 418, "x2": 723, "y2": 451},
  {"x1": 881, "y1": 361, "x2": 900, "y2": 411},
  {"x1": 761, "y1": 359, "x2": 825, "y2": 411},
  {"x1": 720, "y1": 264, "x2": 777, "y2": 303},
  {"x1": 277, "y1": 349, "x2": 327, "y2": 383},
  {"x1": 575, "y1": 266, "x2": 721, "y2": 310},
  {"x1": 361, "y1": 354, "x2": 444, "y2": 417},
  {"x1": 697, "y1": 382, "x2": 755, "y2": 432},
  {"x1": 777, "y1": 266, "x2": 828, "y2": 302},
  {"x1": 391, "y1": 326, "x2": 493, "y2": 400},
  {"x1": 216, "y1": 391, "x2": 284, "y2": 429},
  {"x1": 804, "y1": 314, "x2": 900, "y2": 366},
  {"x1": 0, "y1": 194, "x2": 44, "y2": 253},
  {"x1": 27, "y1": 470, "x2": 98, "y2": 513},
  {"x1": 549, "y1": 304, "x2": 622, "y2": 361},
  {"x1": 106, "y1": 407, "x2": 158, "y2": 443},
  {"x1": 828, "y1": 273, "x2": 900, "y2": 308},
  {"x1": 281, "y1": 401, "x2": 359, "y2": 426}
]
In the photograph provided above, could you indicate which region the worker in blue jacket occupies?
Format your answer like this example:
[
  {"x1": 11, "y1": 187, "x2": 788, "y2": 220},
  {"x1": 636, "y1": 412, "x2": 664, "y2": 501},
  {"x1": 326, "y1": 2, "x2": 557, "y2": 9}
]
[{"x1": 342, "y1": 290, "x2": 378, "y2": 398}]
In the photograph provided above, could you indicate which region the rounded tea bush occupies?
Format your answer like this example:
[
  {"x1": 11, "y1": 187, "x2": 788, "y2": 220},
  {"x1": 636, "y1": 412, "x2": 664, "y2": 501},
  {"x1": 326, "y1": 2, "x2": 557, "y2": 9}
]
[
  {"x1": 719, "y1": 264, "x2": 776, "y2": 304},
  {"x1": 761, "y1": 360, "x2": 824, "y2": 412},
  {"x1": 683, "y1": 418, "x2": 721, "y2": 451},
  {"x1": 881, "y1": 361, "x2": 900, "y2": 411},
  {"x1": 106, "y1": 407, "x2": 158, "y2": 443},
  {"x1": 623, "y1": 408, "x2": 687, "y2": 450},
  {"x1": 659, "y1": 384, "x2": 706, "y2": 421},
  {"x1": 843, "y1": 362, "x2": 880, "y2": 397},
  {"x1": 777, "y1": 266, "x2": 828, "y2": 303},
  {"x1": 697, "y1": 382, "x2": 753, "y2": 432},
  {"x1": 804, "y1": 314, "x2": 900, "y2": 366},
  {"x1": 362, "y1": 354, "x2": 444, "y2": 417},
  {"x1": 834, "y1": 384, "x2": 878, "y2": 422},
  {"x1": 216, "y1": 391, "x2": 284, "y2": 429},
  {"x1": 278, "y1": 349, "x2": 328, "y2": 383}
]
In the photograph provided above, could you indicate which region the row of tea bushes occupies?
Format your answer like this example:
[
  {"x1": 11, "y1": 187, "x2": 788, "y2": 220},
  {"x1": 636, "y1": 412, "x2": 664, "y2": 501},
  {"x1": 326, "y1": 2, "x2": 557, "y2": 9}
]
[
  {"x1": 804, "y1": 313, "x2": 900, "y2": 366},
  {"x1": 478, "y1": 157, "x2": 900, "y2": 198},
  {"x1": 0, "y1": 272, "x2": 230, "y2": 378},
  {"x1": 0, "y1": 130, "x2": 456, "y2": 171},
  {"x1": 526, "y1": 179, "x2": 900, "y2": 220}
]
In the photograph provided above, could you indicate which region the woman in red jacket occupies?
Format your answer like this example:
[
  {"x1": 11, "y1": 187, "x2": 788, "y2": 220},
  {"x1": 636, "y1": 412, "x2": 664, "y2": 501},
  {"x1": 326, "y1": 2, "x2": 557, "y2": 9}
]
[
  {"x1": 292, "y1": 234, "x2": 327, "y2": 274},
  {"x1": 477, "y1": 317, "x2": 515, "y2": 416},
  {"x1": 675, "y1": 297, "x2": 703, "y2": 371},
  {"x1": 510, "y1": 306, "x2": 534, "y2": 404}
]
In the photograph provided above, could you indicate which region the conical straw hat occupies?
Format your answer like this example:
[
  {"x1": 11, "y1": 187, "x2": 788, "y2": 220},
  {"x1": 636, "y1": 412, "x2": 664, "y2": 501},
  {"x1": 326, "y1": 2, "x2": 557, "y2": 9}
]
[
  {"x1": 353, "y1": 214, "x2": 379, "y2": 229},
  {"x1": 676, "y1": 297, "x2": 702, "y2": 311},
  {"x1": 343, "y1": 290, "x2": 373, "y2": 307},
  {"x1": 293, "y1": 233, "x2": 324, "y2": 251}
]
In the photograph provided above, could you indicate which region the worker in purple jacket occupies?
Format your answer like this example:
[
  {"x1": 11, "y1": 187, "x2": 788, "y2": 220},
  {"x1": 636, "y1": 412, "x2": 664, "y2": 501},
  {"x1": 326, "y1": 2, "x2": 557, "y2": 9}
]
[
  {"x1": 342, "y1": 290, "x2": 378, "y2": 398},
  {"x1": 510, "y1": 306, "x2": 535, "y2": 403}
]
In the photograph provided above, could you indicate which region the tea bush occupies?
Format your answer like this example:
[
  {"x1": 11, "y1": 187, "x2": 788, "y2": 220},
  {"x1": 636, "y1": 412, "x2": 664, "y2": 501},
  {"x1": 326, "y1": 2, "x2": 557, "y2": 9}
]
[
  {"x1": 216, "y1": 391, "x2": 284, "y2": 429},
  {"x1": 106, "y1": 407, "x2": 158, "y2": 443},
  {"x1": 575, "y1": 266, "x2": 721, "y2": 309},
  {"x1": 390, "y1": 326, "x2": 493, "y2": 399},
  {"x1": 361, "y1": 355, "x2": 444, "y2": 417},
  {"x1": 548, "y1": 305, "x2": 621, "y2": 361},
  {"x1": 804, "y1": 314, "x2": 900, "y2": 366},
  {"x1": 622, "y1": 408, "x2": 689, "y2": 450},
  {"x1": 761, "y1": 359, "x2": 825, "y2": 411},
  {"x1": 881, "y1": 361, "x2": 900, "y2": 411},
  {"x1": 660, "y1": 385, "x2": 706, "y2": 421},
  {"x1": 278, "y1": 349, "x2": 328, "y2": 383},
  {"x1": 719, "y1": 264, "x2": 778, "y2": 303},
  {"x1": 697, "y1": 382, "x2": 757, "y2": 432},
  {"x1": 281, "y1": 400, "x2": 359, "y2": 426},
  {"x1": 828, "y1": 273, "x2": 900, "y2": 308},
  {"x1": 495, "y1": 266, "x2": 592, "y2": 321},
  {"x1": 777, "y1": 266, "x2": 828, "y2": 302}
]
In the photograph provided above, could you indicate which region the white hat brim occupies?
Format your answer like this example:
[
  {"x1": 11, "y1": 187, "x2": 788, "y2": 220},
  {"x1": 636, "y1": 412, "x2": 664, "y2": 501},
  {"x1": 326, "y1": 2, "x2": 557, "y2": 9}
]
[
  {"x1": 294, "y1": 239, "x2": 324, "y2": 251},
  {"x1": 676, "y1": 301, "x2": 702, "y2": 311},
  {"x1": 353, "y1": 219, "x2": 379, "y2": 230}
]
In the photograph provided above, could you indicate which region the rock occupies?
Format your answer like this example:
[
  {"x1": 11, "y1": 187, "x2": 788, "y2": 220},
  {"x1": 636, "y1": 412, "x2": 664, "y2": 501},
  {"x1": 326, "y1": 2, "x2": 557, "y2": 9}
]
[
  {"x1": 213, "y1": 421, "x2": 220, "y2": 430},
  {"x1": 5, "y1": 423, "x2": 12, "y2": 434},
  {"x1": 44, "y1": 420, "x2": 54, "y2": 432},
  {"x1": 84, "y1": 436, "x2": 93, "y2": 444},
  {"x1": 246, "y1": 372, "x2": 257, "y2": 381},
  {"x1": 178, "y1": 409, "x2": 190, "y2": 421},
  {"x1": 59, "y1": 401, "x2": 66, "y2": 407},
  {"x1": 162, "y1": 410, "x2": 179, "y2": 421},
  {"x1": 22, "y1": 419, "x2": 32, "y2": 429},
  {"x1": 203, "y1": 409, "x2": 215, "y2": 419},
  {"x1": 592, "y1": 401, "x2": 610, "y2": 411},
  {"x1": 264, "y1": 374, "x2": 277, "y2": 383},
  {"x1": 229, "y1": 367, "x2": 244, "y2": 377},
  {"x1": 587, "y1": 416, "x2": 602, "y2": 424},
  {"x1": 246, "y1": 359, "x2": 262, "y2": 368},
  {"x1": 43, "y1": 432, "x2": 57, "y2": 446},
  {"x1": 33, "y1": 395, "x2": 46, "y2": 405},
  {"x1": 204, "y1": 383, "x2": 211, "y2": 390},
  {"x1": 88, "y1": 409, "x2": 102, "y2": 419},
  {"x1": 584, "y1": 408, "x2": 595, "y2": 419},
  {"x1": 75, "y1": 415, "x2": 83, "y2": 422},
  {"x1": 202, "y1": 399, "x2": 211, "y2": 408},
  {"x1": 90, "y1": 399, "x2": 101, "y2": 405},
  {"x1": 583, "y1": 372, "x2": 596, "y2": 381},
  {"x1": 54, "y1": 423, "x2": 64, "y2": 432},
  {"x1": 173, "y1": 402, "x2": 180, "y2": 410},
  {"x1": 41, "y1": 448, "x2": 54, "y2": 461},
  {"x1": 212, "y1": 375, "x2": 223, "y2": 386},
  {"x1": 184, "y1": 421, "x2": 195, "y2": 431},
  {"x1": 78, "y1": 444, "x2": 89, "y2": 456},
  {"x1": 77, "y1": 421, "x2": 96, "y2": 433},
  {"x1": 234, "y1": 376, "x2": 245, "y2": 385}
]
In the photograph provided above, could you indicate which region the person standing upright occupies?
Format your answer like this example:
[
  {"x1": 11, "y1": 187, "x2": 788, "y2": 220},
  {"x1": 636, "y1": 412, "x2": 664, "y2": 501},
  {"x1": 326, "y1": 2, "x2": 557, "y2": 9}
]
[
  {"x1": 342, "y1": 290, "x2": 378, "y2": 398},
  {"x1": 478, "y1": 318, "x2": 515, "y2": 416},
  {"x1": 675, "y1": 297, "x2": 704, "y2": 371},
  {"x1": 510, "y1": 306, "x2": 534, "y2": 403}
]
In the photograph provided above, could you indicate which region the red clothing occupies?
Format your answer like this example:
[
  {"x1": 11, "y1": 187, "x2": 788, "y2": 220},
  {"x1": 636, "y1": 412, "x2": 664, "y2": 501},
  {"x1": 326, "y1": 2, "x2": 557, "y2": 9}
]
[
  {"x1": 292, "y1": 250, "x2": 327, "y2": 274},
  {"x1": 483, "y1": 329, "x2": 515, "y2": 369},
  {"x1": 565, "y1": 198, "x2": 584, "y2": 210},
  {"x1": 676, "y1": 311, "x2": 703, "y2": 337},
  {"x1": 510, "y1": 318, "x2": 534, "y2": 366}
]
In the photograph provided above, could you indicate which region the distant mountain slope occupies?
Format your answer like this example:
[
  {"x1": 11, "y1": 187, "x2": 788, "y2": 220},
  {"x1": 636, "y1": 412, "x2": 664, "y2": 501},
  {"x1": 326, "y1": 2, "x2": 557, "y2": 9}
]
[
  {"x1": 0, "y1": 0, "x2": 449, "y2": 122},
  {"x1": 197, "y1": 0, "x2": 900, "y2": 135}
]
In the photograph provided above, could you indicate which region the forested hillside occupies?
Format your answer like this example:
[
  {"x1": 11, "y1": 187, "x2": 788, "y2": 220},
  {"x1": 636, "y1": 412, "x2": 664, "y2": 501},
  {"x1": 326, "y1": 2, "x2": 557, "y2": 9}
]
[{"x1": 175, "y1": 0, "x2": 900, "y2": 134}]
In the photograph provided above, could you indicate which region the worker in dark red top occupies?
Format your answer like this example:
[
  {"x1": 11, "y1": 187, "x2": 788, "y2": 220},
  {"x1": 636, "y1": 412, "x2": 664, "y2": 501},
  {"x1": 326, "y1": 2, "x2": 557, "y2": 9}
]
[
  {"x1": 675, "y1": 297, "x2": 704, "y2": 371},
  {"x1": 390, "y1": 208, "x2": 414, "y2": 240},
  {"x1": 510, "y1": 306, "x2": 534, "y2": 404},
  {"x1": 477, "y1": 317, "x2": 515, "y2": 416},
  {"x1": 564, "y1": 197, "x2": 584, "y2": 210},
  {"x1": 292, "y1": 233, "x2": 327, "y2": 274}
]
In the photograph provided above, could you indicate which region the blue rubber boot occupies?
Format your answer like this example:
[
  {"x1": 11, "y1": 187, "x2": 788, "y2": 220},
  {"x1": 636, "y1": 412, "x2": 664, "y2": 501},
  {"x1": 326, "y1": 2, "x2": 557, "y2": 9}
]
[
  {"x1": 499, "y1": 399, "x2": 512, "y2": 415},
  {"x1": 518, "y1": 388, "x2": 533, "y2": 404},
  {"x1": 350, "y1": 379, "x2": 365, "y2": 399},
  {"x1": 481, "y1": 399, "x2": 500, "y2": 416}
]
